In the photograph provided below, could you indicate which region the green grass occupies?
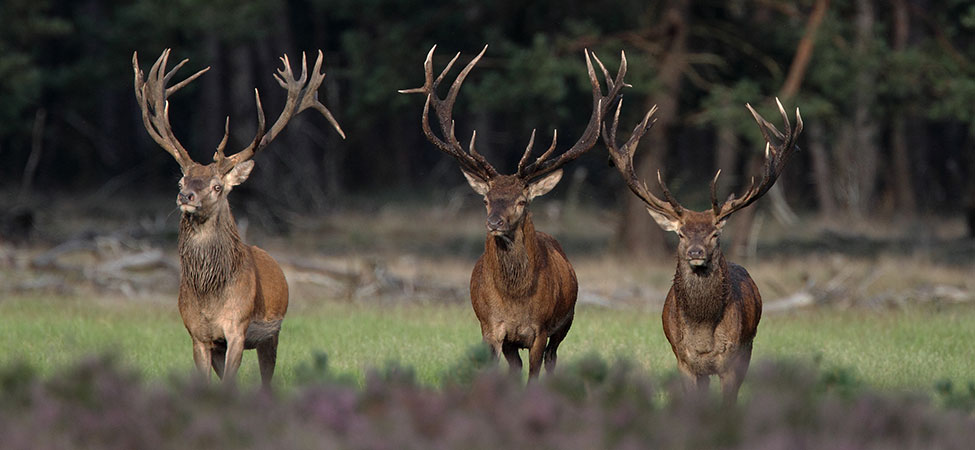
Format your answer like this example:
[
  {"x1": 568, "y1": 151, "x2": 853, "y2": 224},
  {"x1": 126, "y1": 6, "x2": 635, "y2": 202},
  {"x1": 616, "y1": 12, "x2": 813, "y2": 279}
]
[
  {"x1": 759, "y1": 306, "x2": 975, "y2": 390},
  {"x1": 1, "y1": 294, "x2": 973, "y2": 394}
]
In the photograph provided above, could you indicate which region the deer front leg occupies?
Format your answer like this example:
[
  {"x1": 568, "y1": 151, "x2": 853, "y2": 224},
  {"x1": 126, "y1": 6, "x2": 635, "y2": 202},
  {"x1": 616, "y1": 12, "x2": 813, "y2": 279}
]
[
  {"x1": 482, "y1": 321, "x2": 506, "y2": 362},
  {"x1": 527, "y1": 332, "x2": 548, "y2": 379},
  {"x1": 220, "y1": 328, "x2": 247, "y2": 382},
  {"x1": 191, "y1": 339, "x2": 212, "y2": 381},
  {"x1": 719, "y1": 345, "x2": 753, "y2": 405},
  {"x1": 677, "y1": 360, "x2": 709, "y2": 394},
  {"x1": 501, "y1": 341, "x2": 522, "y2": 376}
]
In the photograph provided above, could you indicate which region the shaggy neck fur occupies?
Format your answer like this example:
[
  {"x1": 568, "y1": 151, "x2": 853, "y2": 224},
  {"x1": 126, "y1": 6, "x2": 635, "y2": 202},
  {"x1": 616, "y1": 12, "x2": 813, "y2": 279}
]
[
  {"x1": 485, "y1": 212, "x2": 540, "y2": 298},
  {"x1": 673, "y1": 250, "x2": 729, "y2": 324},
  {"x1": 177, "y1": 201, "x2": 246, "y2": 298}
]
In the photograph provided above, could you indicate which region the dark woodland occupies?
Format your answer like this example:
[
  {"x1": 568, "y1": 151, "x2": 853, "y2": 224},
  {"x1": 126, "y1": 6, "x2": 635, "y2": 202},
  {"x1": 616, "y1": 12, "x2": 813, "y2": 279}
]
[{"x1": 1, "y1": 0, "x2": 974, "y2": 252}]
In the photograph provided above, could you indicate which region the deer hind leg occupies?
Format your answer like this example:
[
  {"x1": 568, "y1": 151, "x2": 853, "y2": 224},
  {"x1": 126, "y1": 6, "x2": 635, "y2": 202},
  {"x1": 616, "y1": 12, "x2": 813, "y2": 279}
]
[
  {"x1": 256, "y1": 334, "x2": 279, "y2": 389},
  {"x1": 501, "y1": 341, "x2": 522, "y2": 376},
  {"x1": 543, "y1": 315, "x2": 573, "y2": 373}
]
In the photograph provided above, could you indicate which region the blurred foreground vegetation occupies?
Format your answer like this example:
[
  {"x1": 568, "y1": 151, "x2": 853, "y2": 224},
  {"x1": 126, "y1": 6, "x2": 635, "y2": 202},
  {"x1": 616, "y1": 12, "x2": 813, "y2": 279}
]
[{"x1": 2, "y1": 351, "x2": 975, "y2": 449}]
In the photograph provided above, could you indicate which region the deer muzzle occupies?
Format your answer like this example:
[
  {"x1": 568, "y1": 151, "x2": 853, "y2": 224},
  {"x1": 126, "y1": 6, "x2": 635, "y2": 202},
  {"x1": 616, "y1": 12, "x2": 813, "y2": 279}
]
[
  {"x1": 487, "y1": 215, "x2": 508, "y2": 234},
  {"x1": 687, "y1": 245, "x2": 708, "y2": 267},
  {"x1": 177, "y1": 191, "x2": 200, "y2": 213}
]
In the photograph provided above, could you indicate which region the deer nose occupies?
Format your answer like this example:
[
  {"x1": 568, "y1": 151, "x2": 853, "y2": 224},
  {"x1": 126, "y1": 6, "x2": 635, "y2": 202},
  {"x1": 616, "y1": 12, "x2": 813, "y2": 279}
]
[
  {"x1": 178, "y1": 191, "x2": 196, "y2": 204},
  {"x1": 687, "y1": 246, "x2": 706, "y2": 260},
  {"x1": 487, "y1": 216, "x2": 506, "y2": 231}
]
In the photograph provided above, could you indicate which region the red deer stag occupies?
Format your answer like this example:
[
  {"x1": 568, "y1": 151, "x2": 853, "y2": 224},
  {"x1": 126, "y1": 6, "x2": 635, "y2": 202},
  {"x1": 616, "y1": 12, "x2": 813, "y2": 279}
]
[
  {"x1": 605, "y1": 98, "x2": 802, "y2": 402},
  {"x1": 400, "y1": 45, "x2": 628, "y2": 378},
  {"x1": 132, "y1": 49, "x2": 344, "y2": 387}
]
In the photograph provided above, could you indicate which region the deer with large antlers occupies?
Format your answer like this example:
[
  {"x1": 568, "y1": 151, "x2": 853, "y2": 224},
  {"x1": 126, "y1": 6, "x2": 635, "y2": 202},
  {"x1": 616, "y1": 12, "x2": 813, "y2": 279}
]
[
  {"x1": 132, "y1": 49, "x2": 344, "y2": 387},
  {"x1": 605, "y1": 98, "x2": 802, "y2": 403},
  {"x1": 400, "y1": 45, "x2": 627, "y2": 378}
]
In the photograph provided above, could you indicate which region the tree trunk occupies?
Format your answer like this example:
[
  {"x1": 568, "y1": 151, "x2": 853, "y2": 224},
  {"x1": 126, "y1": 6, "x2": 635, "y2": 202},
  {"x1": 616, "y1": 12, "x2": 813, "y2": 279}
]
[
  {"x1": 888, "y1": 0, "x2": 916, "y2": 218},
  {"x1": 713, "y1": 111, "x2": 740, "y2": 196},
  {"x1": 767, "y1": 0, "x2": 828, "y2": 226},
  {"x1": 729, "y1": 153, "x2": 762, "y2": 260},
  {"x1": 616, "y1": 0, "x2": 690, "y2": 258},
  {"x1": 780, "y1": 0, "x2": 830, "y2": 99},
  {"x1": 808, "y1": 121, "x2": 837, "y2": 219},
  {"x1": 849, "y1": 0, "x2": 879, "y2": 218},
  {"x1": 200, "y1": 35, "x2": 224, "y2": 159}
]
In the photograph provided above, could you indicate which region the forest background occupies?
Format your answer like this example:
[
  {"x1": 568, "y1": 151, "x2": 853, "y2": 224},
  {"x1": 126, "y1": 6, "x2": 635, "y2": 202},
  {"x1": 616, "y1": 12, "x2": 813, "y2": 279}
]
[{"x1": 2, "y1": 0, "x2": 973, "y2": 256}]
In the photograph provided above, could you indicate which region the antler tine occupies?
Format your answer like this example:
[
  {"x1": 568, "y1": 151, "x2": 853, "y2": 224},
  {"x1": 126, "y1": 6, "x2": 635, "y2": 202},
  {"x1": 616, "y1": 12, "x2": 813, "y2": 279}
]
[
  {"x1": 655, "y1": 170, "x2": 683, "y2": 216},
  {"x1": 535, "y1": 131, "x2": 559, "y2": 166},
  {"x1": 517, "y1": 129, "x2": 559, "y2": 178},
  {"x1": 224, "y1": 49, "x2": 344, "y2": 172},
  {"x1": 603, "y1": 100, "x2": 682, "y2": 218},
  {"x1": 214, "y1": 117, "x2": 231, "y2": 159},
  {"x1": 164, "y1": 60, "x2": 208, "y2": 97},
  {"x1": 591, "y1": 51, "x2": 631, "y2": 94},
  {"x1": 591, "y1": 53, "x2": 614, "y2": 91},
  {"x1": 399, "y1": 45, "x2": 497, "y2": 181},
  {"x1": 520, "y1": 49, "x2": 629, "y2": 181},
  {"x1": 132, "y1": 49, "x2": 207, "y2": 170},
  {"x1": 710, "y1": 169, "x2": 722, "y2": 217},
  {"x1": 775, "y1": 97, "x2": 790, "y2": 142},
  {"x1": 715, "y1": 100, "x2": 803, "y2": 221},
  {"x1": 517, "y1": 129, "x2": 537, "y2": 175}
]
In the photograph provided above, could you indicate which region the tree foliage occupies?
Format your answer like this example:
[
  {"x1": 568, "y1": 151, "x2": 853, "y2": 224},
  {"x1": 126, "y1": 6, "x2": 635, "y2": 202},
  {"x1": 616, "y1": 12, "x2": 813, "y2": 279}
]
[{"x1": 0, "y1": 0, "x2": 971, "y2": 225}]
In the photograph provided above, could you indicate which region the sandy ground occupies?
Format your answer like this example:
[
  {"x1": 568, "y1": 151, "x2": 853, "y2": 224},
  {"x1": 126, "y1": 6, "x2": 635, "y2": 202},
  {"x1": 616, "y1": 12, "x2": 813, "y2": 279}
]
[{"x1": 2, "y1": 191, "x2": 973, "y2": 311}]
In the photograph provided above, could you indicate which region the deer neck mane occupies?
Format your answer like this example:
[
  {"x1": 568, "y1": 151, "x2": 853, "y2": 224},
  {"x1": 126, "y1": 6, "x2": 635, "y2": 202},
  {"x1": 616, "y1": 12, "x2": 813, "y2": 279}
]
[
  {"x1": 177, "y1": 201, "x2": 247, "y2": 297},
  {"x1": 673, "y1": 250, "x2": 729, "y2": 324},
  {"x1": 485, "y1": 212, "x2": 541, "y2": 298}
]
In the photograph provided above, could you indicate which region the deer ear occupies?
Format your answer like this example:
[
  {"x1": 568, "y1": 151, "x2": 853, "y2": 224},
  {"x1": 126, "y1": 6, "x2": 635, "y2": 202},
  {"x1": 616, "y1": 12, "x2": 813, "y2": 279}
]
[
  {"x1": 224, "y1": 160, "x2": 255, "y2": 188},
  {"x1": 527, "y1": 169, "x2": 563, "y2": 200},
  {"x1": 646, "y1": 208, "x2": 680, "y2": 232},
  {"x1": 462, "y1": 169, "x2": 490, "y2": 196}
]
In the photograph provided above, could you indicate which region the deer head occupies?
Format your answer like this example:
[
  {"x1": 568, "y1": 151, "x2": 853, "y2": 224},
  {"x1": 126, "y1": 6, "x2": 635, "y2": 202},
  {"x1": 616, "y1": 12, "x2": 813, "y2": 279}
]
[
  {"x1": 133, "y1": 49, "x2": 345, "y2": 219},
  {"x1": 605, "y1": 98, "x2": 803, "y2": 271},
  {"x1": 399, "y1": 45, "x2": 629, "y2": 239},
  {"x1": 463, "y1": 172, "x2": 563, "y2": 237}
]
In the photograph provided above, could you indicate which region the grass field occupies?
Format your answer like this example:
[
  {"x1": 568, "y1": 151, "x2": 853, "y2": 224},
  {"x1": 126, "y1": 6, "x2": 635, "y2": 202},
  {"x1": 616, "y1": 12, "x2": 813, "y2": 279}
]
[
  {"x1": 3, "y1": 198, "x2": 974, "y2": 402},
  {"x1": 2, "y1": 293, "x2": 974, "y2": 396}
]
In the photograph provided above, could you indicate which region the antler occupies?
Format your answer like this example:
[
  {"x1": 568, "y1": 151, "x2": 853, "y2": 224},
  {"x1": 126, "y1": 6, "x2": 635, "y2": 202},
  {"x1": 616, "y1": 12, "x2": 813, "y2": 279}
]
[
  {"x1": 133, "y1": 49, "x2": 210, "y2": 170},
  {"x1": 134, "y1": 49, "x2": 344, "y2": 174},
  {"x1": 217, "y1": 50, "x2": 346, "y2": 173},
  {"x1": 603, "y1": 102, "x2": 685, "y2": 219},
  {"x1": 398, "y1": 45, "x2": 498, "y2": 181},
  {"x1": 399, "y1": 46, "x2": 629, "y2": 183},
  {"x1": 605, "y1": 98, "x2": 802, "y2": 222},
  {"x1": 516, "y1": 50, "x2": 629, "y2": 182},
  {"x1": 712, "y1": 98, "x2": 803, "y2": 222}
]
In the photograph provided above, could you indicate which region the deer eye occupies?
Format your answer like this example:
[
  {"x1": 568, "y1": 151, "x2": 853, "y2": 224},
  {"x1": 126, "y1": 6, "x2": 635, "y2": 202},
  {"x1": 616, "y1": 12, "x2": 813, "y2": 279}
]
[
  {"x1": 482, "y1": 198, "x2": 488, "y2": 205},
  {"x1": 517, "y1": 199, "x2": 527, "y2": 206},
  {"x1": 213, "y1": 185, "x2": 222, "y2": 193}
]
